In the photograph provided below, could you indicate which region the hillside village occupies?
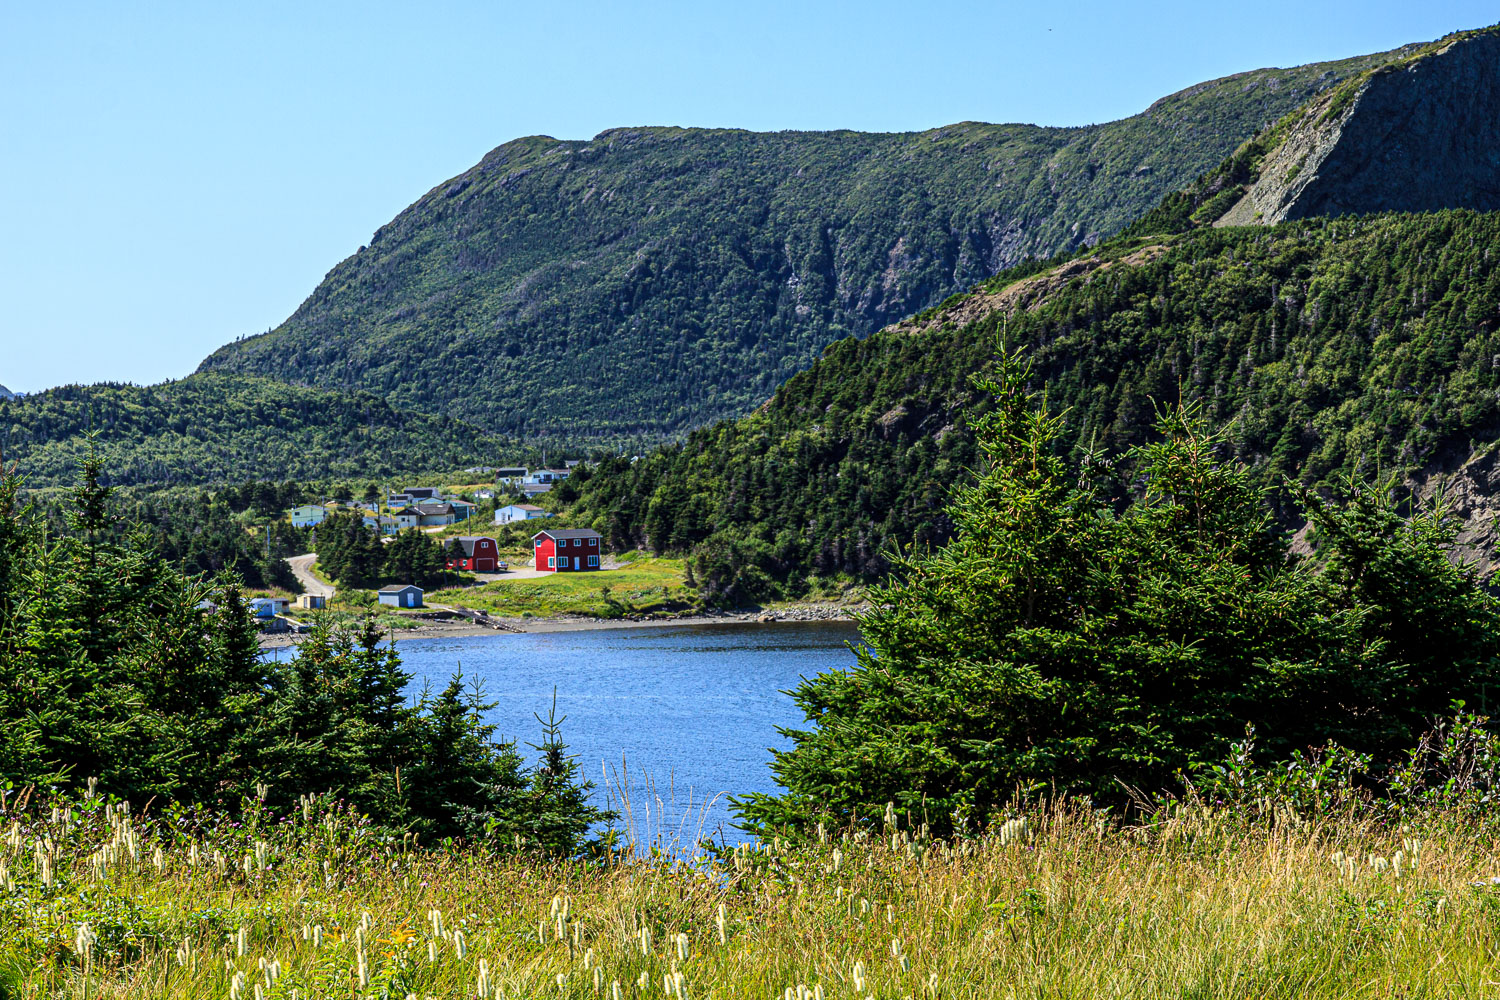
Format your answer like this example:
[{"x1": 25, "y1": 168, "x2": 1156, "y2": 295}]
[{"x1": 247, "y1": 462, "x2": 666, "y2": 636}]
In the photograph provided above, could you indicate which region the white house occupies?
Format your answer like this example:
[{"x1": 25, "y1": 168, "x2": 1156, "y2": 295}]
[
  {"x1": 411, "y1": 502, "x2": 457, "y2": 527},
  {"x1": 387, "y1": 509, "x2": 420, "y2": 530},
  {"x1": 495, "y1": 503, "x2": 552, "y2": 525},
  {"x1": 378, "y1": 584, "x2": 424, "y2": 609},
  {"x1": 287, "y1": 505, "x2": 328, "y2": 528},
  {"x1": 522, "y1": 469, "x2": 571, "y2": 486}
]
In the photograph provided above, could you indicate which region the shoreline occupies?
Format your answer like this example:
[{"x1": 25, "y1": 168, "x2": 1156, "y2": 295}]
[{"x1": 258, "y1": 606, "x2": 865, "y2": 649}]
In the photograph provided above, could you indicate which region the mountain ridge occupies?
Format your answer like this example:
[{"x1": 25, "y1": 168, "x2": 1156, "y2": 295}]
[{"x1": 197, "y1": 44, "x2": 1403, "y2": 442}]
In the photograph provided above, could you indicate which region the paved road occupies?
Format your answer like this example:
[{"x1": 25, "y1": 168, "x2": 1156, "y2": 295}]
[{"x1": 286, "y1": 553, "x2": 335, "y2": 599}]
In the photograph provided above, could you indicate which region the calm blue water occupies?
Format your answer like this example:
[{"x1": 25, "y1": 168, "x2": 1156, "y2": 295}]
[{"x1": 392, "y1": 621, "x2": 863, "y2": 847}]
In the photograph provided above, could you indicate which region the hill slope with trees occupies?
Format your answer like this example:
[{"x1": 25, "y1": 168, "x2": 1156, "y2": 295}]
[
  {"x1": 0, "y1": 374, "x2": 511, "y2": 487},
  {"x1": 197, "y1": 47, "x2": 1403, "y2": 442},
  {"x1": 568, "y1": 209, "x2": 1500, "y2": 601}
]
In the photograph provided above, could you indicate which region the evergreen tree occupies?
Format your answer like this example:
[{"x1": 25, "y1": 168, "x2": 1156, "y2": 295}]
[{"x1": 736, "y1": 353, "x2": 1500, "y2": 835}]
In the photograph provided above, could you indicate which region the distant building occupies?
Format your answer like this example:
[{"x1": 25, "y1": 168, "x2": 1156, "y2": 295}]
[
  {"x1": 474, "y1": 488, "x2": 497, "y2": 500},
  {"x1": 388, "y1": 509, "x2": 420, "y2": 531},
  {"x1": 411, "y1": 502, "x2": 457, "y2": 527},
  {"x1": 377, "y1": 584, "x2": 424, "y2": 609},
  {"x1": 287, "y1": 505, "x2": 328, "y2": 528},
  {"x1": 495, "y1": 503, "x2": 551, "y2": 525},
  {"x1": 296, "y1": 594, "x2": 327, "y2": 610},
  {"x1": 494, "y1": 466, "x2": 528, "y2": 484},
  {"x1": 447, "y1": 498, "x2": 477, "y2": 521},
  {"x1": 248, "y1": 597, "x2": 290, "y2": 618},
  {"x1": 402, "y1": 487, "x2": 440, "y2": 500},
  {"x1": 532, "y1": 528, "x2": 602, "y2": 573},
  {"x1": 520, "y1": 483, "x2": 553, "y2": 496},
  {"x1": 447, "y1": 536, "x2": 501, "y2": 572}
]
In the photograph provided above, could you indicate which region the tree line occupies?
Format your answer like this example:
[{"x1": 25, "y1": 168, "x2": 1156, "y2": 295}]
[{"x1": 0, "y1": 457, "x2": 607, "y2": 851}]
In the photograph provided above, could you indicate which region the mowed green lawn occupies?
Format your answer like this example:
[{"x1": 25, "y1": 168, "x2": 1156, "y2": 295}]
[{"x1": 428, "y1": 553, "x2": 694, "y2": 618}]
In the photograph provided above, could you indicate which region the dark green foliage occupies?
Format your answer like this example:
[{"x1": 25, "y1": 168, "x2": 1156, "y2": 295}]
[
  {"x1": 455, "y1": 695, "x2": 616, "y2": 855},
  {"x1": 198, "y1": 49, "x2": 1394, "y2": 442},
  {"x1": 134, "y1": 492, "x2": 304, "y2": 592},
  {"x1": 736, "y1": 357, "x2": 1500, "y2": 834},
  {"x1": 314, "y1": 512, "x2": 448, "y2": 589},
  {"x1": 0, "y1": 374, "x2": 513, "y2": 487},
  {"x1": 0, "y1": 460, "x2": 604, "y2": 849},
  {"x1": 572, "y1": 209, "x2": 1500, "y2": 600},
  {"x1": 0, "y1": 455, "x2": 277, "y2": 799}
]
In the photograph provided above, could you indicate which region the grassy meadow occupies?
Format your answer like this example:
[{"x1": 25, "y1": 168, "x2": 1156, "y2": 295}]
[
  {"x1": 5, "y1": 790, "x2": 1500, "y2": 999},
  {"x1": 428, "y1": 555, "x2": 693, "y2": 619}
]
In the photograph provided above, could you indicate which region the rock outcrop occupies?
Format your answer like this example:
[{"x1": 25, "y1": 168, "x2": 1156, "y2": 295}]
[{"x1": 1219, "y1": 27, "x2": 1500, "y2": 226}]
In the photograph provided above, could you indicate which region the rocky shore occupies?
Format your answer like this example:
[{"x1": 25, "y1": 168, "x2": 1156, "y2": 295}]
[{"x1": 258, "y1": 603, "x2": 866, "y2": 648}]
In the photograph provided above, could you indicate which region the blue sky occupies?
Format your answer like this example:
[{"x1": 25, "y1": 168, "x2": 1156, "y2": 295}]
[{"x1": 1, "y1": 1, "x2": 1493, "y2": 393}]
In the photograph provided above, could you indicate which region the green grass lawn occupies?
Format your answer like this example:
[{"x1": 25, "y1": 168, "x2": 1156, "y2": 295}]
[{"x1": 428, "y1": 553, "x2": 695, "y2": 618}]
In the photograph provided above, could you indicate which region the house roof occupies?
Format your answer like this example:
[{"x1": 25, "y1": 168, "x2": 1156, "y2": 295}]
[
  {"x1": 453, "y1": 536, "x2": 495, "y2": 556},
  {"x1": 411, "y1": 503, "x2": 454, "y2": 515},
  {"x1": 378, "y1": 584, "x2": 423, "y2": 594},
  {"x1": 505, "y1": 503, "x2": 545, "y2": 511},
  {"x1": 534, "y1": 528, "x2": 602, "y2": 541}
]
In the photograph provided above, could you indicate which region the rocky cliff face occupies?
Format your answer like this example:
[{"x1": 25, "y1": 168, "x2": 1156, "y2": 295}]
[{"x1": 1220, "y1": 28, "x2": 1500, "y2": 226}]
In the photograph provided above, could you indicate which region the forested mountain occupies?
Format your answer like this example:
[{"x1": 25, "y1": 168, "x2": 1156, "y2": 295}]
[
  {"x1": 569, "y1": 209, "x2": 1500, "y2": 601},
  {"x1": 197, "y1": 47, "x2": 1402, "y2": 442},
  {"x1": 0, "y1": 374, "x2": 510, "y2": 487}
]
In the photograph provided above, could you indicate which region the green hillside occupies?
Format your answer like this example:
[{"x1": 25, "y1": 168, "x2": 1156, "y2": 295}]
[
  {"x1": 568, "y1": 209, "x2": 1500, "y2": 601},
  {"x1": 0, "y1": 373, "x2": 508, "y2": 487},
  {"x1": 197, "y1": 48, "x2": 1402, "y2": 442}
]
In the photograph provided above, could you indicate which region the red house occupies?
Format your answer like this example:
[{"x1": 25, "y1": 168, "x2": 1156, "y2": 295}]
[
  {"x1": 533, "y1": 528, "x2": 602, "y2": 572},
  {"x1": 447, "y1": 535, "x2": 501, "y2": 572}
]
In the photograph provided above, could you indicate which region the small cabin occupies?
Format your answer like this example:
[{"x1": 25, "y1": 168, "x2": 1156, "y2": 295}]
[
  {"x1": 378, "y1": 584, "x2": 424, "y2": 609},
  {"x1": 532, "y1": 528, "x2": 602, "y2": 573},
  {"x1": 296, "y1": 594, "x2": 327, "y2": 610}
]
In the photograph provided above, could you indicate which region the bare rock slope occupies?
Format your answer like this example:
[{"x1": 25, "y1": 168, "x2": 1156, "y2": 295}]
[{"x1": 1220, "y1": 27, "x2": 1500, "y2": 226}]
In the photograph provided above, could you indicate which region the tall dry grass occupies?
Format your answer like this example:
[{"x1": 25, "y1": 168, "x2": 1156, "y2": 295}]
[{"x1": 3, "y1": 791, "x2": 1499, "y2": 998}]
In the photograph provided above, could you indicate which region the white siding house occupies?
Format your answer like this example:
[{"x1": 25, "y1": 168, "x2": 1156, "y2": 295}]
[{"x1": 495, "y1": 503, "x2": 553, "y2": 524}]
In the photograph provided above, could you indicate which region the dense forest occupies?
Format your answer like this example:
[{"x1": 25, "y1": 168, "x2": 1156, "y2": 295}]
[
  {"x1": 197, "y1": 46, "x2": 1400, "y2": 442},
  {"x1": 313, "y1": 512, "x2": 452, "y2": 590},
  {"x1": 0, "y1": 374, "x2": 516, "y2": 487},
  {"x1": 569, "y1": 209, "x2": 1500, "y2": 602}
]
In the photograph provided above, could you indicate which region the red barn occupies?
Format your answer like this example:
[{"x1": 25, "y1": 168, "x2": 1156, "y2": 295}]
[
  {"x1": 447, "y1": 535, "x2": 501, "y2": 572},
  {"x1": 533, "y1": 528, "x2": 602, "y2": 572}
]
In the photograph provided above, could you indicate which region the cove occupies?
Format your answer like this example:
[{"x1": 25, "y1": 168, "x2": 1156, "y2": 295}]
[{"x1": 393, "y1": 620, "x2": 862, "y2": 847}]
